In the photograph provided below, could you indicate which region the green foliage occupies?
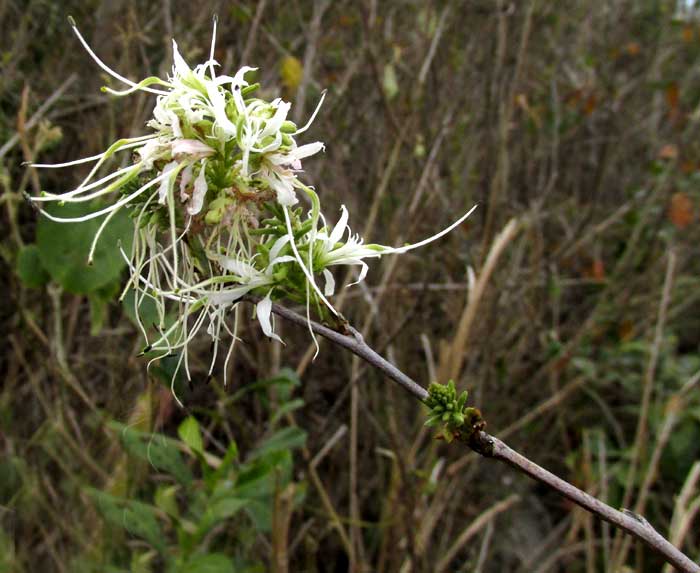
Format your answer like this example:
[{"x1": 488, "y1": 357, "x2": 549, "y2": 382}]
[
  {"x1": 15, "y1": 244, "x2": 49, "y2": 288},
  {"x1": 108, "y1": 421, "x2": 194, "y2": 486},
  {"x1": 424, "y1": 380, "x2": 482, "y2": 443},
  {"x1": 178, "y1": 416, "x2": 204, "y2": 456},
  {"x1": 88, "y1": 488, "x2": 167, "y2": 553},
  {"x1": 87, "y1": 370, "x2": 306, "y2": 572}
]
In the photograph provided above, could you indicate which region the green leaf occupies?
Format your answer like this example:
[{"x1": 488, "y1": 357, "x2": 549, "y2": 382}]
[
  {"x1": 36, "y1": 200, "x2": 133, "y2": 294},
  {"x1": 194, "y1": 495, "x2": 249, "y2": 540},
  {"x1": 235, "y1": 451, "x2": 292, "y2": 500},
  {"x1": 230, "y1": 368, "x2": 300, "y2": 403},
  {"x1": 122, "y1": 287, "x2": 175, "y2": 340},
  {"x1": 89, "y1": 488, "x2": 166, "y2": 553},
  {"x1": 210, "y1": 440, "x2": 239, "y2": 482},
  {"x1": 177, "y1": 553, "x2": 234, "y2": 573},
  {"x1": 88, "y1": 293, "x2": 108, "y2": 335},
  {"x1": 16, "y1": 244, "x2": 50, "y2": 288},
  {"x1": 154, "y1": 485, "x2": 180, "y2": 519},
  {"x1": 178, "y1": 416, "x2": 204, "y2": 456},
  {"x1": 130, "y1": 550, "x2": 157, "y2": 573},
  {"x1": 210, "y1": 496, "x2": 248, "y2": 521},
  {"x1": 249, "y1": 427, "x2": 307, "y2": 461},
  {"x1": 109, "y1": 422, "x2": 193, "y2": 486},
  {"x1": 269, "y1": 399, "x2": 304, "y2": 428}
]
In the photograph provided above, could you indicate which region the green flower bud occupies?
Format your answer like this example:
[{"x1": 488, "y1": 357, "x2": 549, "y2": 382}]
[{"x1": 281, "y1": 120, "x2": 298, "y2": 133}]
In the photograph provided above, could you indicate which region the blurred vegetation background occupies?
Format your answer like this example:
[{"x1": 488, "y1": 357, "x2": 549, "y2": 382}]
[{"x1": 2, "y1": 0, "x2": 700, "y2": 571}]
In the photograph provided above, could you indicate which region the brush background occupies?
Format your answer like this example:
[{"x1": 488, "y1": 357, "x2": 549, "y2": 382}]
[{"x1": 1, "y1": 1, "x2": 700, "y2": 571}]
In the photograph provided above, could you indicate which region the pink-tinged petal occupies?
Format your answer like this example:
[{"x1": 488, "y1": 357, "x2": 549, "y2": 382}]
[{"x1": 172, "y1": 139, "x2": 215, "y2": 159}]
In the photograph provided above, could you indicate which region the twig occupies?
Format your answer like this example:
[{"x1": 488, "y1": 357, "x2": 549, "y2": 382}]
[
  {"x1": 293, "y1": 0, "x2": 329, "y2": 124},
  {"x1": 241, "y1": 295, "x2": 700, "y2": 573},
  {"x1": 0, "y1": 73, "x2": 77, "y2": 160},
  {"x1": 240, "y1": 0, "x2": 268, "y2": 65}
]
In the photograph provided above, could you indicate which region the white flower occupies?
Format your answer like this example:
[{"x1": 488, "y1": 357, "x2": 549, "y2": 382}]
[{"x1": 314, "y1": 204, "x2": 480, "y2": 295}]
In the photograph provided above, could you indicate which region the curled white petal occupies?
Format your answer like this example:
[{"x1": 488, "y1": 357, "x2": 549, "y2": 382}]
[
  {"x1": 329, "y1": 205, "x2": 349, "y2": 245},
  {"x1": 256, "y1": 291, "x2": 283, "y2": 343},
  {"x1": 158, "y1": 161, "x2": 180, "y2": 205},
  {"x1": 323, "y1": 269, "x2": 336, "y2": 296},
  {"x1": 187, "y1": 161, "x2": 208, "y2": 215}
]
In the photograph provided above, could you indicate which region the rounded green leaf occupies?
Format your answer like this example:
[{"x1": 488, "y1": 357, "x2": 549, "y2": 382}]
[
  {"x1": 15, "y1": 244, "x2": 50, "y2": 288},
  {"x1": 36, "y1": 200, "x2": 133, "y2": 294}
]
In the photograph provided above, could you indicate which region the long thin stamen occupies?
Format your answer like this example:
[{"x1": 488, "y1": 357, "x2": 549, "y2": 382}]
[
  {"x1": 295, "y1": 91, "x2": 327, "y2": 135},
  {"x1": 283, "y1": 205, "x2": 338, "y2": 316},
  {"x1": 37, "y1": 167, "x2": 174, "y2": 223},
  {"x1": 29, "y1": 136, "x2": 154, "y2": 168},
  {"x1": 209, "y1": 15, "x2": 218, "y2": 79},
  {"x1": 32, "y1": 164, "x2": 140, "y2": 202},
  {"x1": 389, "y1": 204, "x2": 479, "y2": 254},
  {"x1": 69, "y1": 18, "x2": 169, "y2": 96}
]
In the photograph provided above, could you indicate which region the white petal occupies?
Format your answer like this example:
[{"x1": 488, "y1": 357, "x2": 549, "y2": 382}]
[
  {"x1": 347, "y1": 262, "x2": 369, "y2": 286},
  {"x1": 269, "y1": 235, "x2": 291, "y2": 261},
  {"x1": 209, "y1": 285, "x2": 255, "y2": 306},
  {"x1": 261, "y1": 101, "x2": 291, "y2": 137},
  {"x1": 168, "y1": 110, "x2": 183, "y2": 138},
  {"x1": 268, "y1": 173, "x2": 298, "y2": 206},
  {"x1": 206, "y1": 82, "x2": 237, "y2": 137},
  {"x1": 256, "y1": 291, "x2": 283, "y2": 343},
  {"x1": 179, "y1": 164, "x2": 193, "y2": 201},
  {"x1": 187, "y1": 162, "x2": 208, "y2": 215},
  {"x1": 329, "y1": 205, "x2": 349, "y2": 245},
  {"x1": 172, "y1": 40, "x2": 191, "y2": 78},
  {"x1": 267, "y1": 255, "x2": 295, "y2": 272},
  {"x1": 294, "y1": 141, "x2": 325, "y2": 160},
  {"x1": 158, "y1": 161, "x2": 179, "y2": 204},
  {"x1": 218, "y1": 257, "x2": 258, "y2": 278},
  {"x1": 323, "y1": 269, "x2": 336, "y2": 296}
]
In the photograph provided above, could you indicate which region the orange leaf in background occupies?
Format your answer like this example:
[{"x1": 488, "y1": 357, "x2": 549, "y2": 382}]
[
  {"x1": 658, "y1": 144, "x2": 679, "y2": 160},
  {"x1": 669, "y1": 192, "x2": 694, "y2": 229},
  {"x1": 591, "y1": 258, "x2": 605, "y2": 281},
  {"x1": 682, "y1": 25, "x2": 695, "y2": 44},
  {"x1": 618, "y1": 319, "x2": 634, "y2": 342},
  {"x1": 666, "y1": 83, "x2": 680, "y2": 112},
  {"x1": 625, "y1": 42, "x2": 641, "y2": 56},
  {"x1": 681, "y1": 161, "x2": 697, "y2": 174},
  {"x1": 583, "y1": 93, "x2": 598, "y2": 115}
]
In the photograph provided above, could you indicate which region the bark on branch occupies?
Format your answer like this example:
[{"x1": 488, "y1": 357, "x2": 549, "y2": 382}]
[{"x1": 242, "y1": 295, "x2": 700, "y2": 573}]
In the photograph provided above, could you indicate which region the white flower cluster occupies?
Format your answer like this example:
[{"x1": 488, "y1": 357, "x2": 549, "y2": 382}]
[{"x1": 31, "y1": 19, "x2": 476, "y2": 396}]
